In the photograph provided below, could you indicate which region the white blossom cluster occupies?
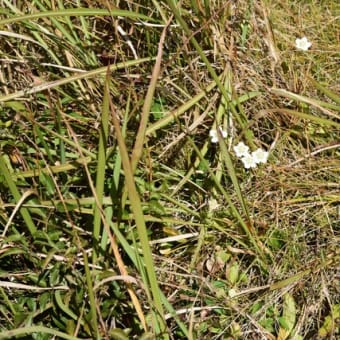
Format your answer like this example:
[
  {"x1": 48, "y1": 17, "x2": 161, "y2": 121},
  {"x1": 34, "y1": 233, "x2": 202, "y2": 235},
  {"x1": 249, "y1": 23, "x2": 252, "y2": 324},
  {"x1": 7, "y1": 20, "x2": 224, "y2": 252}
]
[
  {"x1": 233, "y1": 142, "x2": 268, "y2": 169},
  {"x1": 209, "y1": 128, "x2": 268, "y2": 169}
]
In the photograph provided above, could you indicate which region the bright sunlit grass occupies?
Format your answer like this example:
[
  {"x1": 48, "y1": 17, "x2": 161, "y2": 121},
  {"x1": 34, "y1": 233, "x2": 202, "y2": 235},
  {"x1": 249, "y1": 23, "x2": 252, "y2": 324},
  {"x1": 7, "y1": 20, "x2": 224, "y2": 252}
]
[{"x1": 0, "y1": 0, "x2": 339, "y2": 339}]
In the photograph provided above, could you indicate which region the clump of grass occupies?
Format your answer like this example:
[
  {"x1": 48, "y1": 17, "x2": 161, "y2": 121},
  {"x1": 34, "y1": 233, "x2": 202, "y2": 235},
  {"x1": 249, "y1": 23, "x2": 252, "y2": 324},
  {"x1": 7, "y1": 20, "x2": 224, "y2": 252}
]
[{"x1": 0, "y1": 0, "x2": 339, "y2": 339}]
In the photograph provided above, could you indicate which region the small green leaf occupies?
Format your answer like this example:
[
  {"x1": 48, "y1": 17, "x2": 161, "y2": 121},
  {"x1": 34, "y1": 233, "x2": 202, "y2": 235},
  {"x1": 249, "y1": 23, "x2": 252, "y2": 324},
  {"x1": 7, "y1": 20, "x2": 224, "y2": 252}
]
[
  {"x1": 226, "y1": 262, "x2": 239, "y2": 285},
  {"x1": 277, "y1": 293, "x2": 296, "y2": 340},
  {"x1": 38, "y1": 292, "x2": 50, "y2": 310},
  {"x1": 151, "y1": 99, "x2": 166, "y2": 120},
  {"x1": 138, "y1": 332, "x2": 155, "y2": 340},
  {"x1": 4, "y1": 101, "x2": 27, "y2": 112},
  {"x1": 109, "y1": 328, "x2": 130, "y2": 340},
  {"x1": 216, "y1": 249, "x2": 231, "y2": 263},
  {"x1": 250, "y1": 301, "x2": 263, "y2": 314},
  {"x1": 260, "y1": 317, "x2": 275, "y2": 333},
  {"x1": 149, "y1": 199, "x2": 166, "y2": 215},
  {"x1": 39, "y1": 172, "x2": 55, "y2": 196}
]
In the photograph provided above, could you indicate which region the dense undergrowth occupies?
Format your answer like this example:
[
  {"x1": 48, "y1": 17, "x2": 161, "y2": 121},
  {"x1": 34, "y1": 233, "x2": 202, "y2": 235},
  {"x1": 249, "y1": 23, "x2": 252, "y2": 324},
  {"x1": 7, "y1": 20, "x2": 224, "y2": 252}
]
[{"x1": 0, "y1": 0, "x2": 339, "y2": 339}]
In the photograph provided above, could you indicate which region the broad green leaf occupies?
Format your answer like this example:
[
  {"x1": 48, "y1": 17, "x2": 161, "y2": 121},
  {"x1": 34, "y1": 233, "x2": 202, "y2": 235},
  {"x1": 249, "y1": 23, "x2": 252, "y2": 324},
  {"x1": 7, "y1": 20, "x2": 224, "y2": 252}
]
[{"x1": 277, "y1": 293, "x2": 296, "y2": 340}]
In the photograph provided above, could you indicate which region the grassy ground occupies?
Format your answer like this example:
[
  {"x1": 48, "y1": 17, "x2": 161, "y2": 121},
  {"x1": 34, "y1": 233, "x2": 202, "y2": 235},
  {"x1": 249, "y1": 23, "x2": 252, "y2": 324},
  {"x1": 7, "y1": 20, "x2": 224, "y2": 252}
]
[{"x1": 0, "y1": 0, "x2": 339, "y2": 339}]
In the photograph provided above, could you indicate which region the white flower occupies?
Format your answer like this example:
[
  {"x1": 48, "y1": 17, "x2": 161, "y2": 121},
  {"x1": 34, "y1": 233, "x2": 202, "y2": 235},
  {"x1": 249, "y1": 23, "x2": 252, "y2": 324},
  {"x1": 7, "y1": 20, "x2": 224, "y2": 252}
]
[
  {"x1": 240, "y1": 153, "x2": 257, "y2": 169},
  {"x1": 228, "y1": 288, "x2": 238, "y2": 298},
  {"x1": 209, "y1": 128, "x2": 228, "y2": 143},
  {"x1": 233, "y1": 142, "x2": 250, "y2": 158},
  {"x1": 295, "y1": 37, "x2": 312, "y2": 51},
  {"x1": 234, "y1": 142, "x2": 269, "y2": 169},
  {"x1": 208, "y1": 198, "x2": 220, "y2": 212},
  {"x1": 252, "y1": 148, "x2": 269, "y2": 164}
]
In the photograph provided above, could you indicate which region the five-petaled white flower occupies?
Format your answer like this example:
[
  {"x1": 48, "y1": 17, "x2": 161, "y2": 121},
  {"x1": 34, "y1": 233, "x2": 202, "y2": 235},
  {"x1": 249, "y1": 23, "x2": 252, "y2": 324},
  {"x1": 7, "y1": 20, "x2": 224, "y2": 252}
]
[
  {"x1": 233, "y1": 141, "x2": 269, "y2": 169},
  {"x1": 252, "y1": 148, "x2": 269, "y2": 164},
  {"x1": 295, "y1": 37, "x2": 312, "y2": 51},
  {"x1": 240, "y1": 152, "x2": 257, "y2": 169},
  {"x1": 209, "y1": 128, "x2": 228, "y2": 143},
  {"x1": 233, "y1": 142, "x2": 250, "y2": 158}
]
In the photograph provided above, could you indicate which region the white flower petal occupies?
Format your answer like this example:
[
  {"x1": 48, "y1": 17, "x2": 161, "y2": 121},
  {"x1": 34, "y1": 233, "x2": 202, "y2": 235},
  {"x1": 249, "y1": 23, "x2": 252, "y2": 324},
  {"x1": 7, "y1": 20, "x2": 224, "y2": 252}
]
[
  {"x1": 233, "y1": 142, "x2": 250, "y2": 158},
  {"x1": 295, "y1": 36, "x2": 312, "y2": 51},
  {"x1": 209, "y1": 128, "x2": 227, "y2": 143},
  {"x1": 228, "y1": 288, "x2": 238, "y2": 298},
  {"x1": 208, "y1": 198, "x2": 220, "y2": 211},
  {"x1": 252, "y1": 148, "x2": 269, "y2": 164},
  {"x1": 220, "y1": 130, "x2": 228, "y2": 138},
  {"x1": 240, "y1": 153, "x2": 257, "y2": 169}
]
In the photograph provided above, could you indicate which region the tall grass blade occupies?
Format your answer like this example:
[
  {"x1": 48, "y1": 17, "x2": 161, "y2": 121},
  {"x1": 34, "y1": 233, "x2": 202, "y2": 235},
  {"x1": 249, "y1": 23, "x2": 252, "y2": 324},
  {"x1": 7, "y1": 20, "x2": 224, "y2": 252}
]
[
  {"x1": 82, "y1": 250, "x2": 99, "y2": 339},
  {"x1": 0, "y1": 326, "x2": 82, "y2": 340},
  {"x1": 131, "y1": 21, "x2": 169, "y2": 171},
  {"x1": 92, "y1": 69, "x2": 110, "y2": 261},
  {"x1": 0, "y1": 57, "x2": 156, "y2": 103},
  {"x1": 308, "y1": 78, "x2": 340, "y2": 105},
  {"x1": 110, "y1": 97, "x2": 167, "y2": 335},
  {"x1": 0, "y1": 156, "x2": 37, "y2": 237},
  {"x1": 267, "y1": 108, "x2": 340, "y2": 128},
  {"x1": 0, "y1": 8, "x2": 156, "y2": 26}
]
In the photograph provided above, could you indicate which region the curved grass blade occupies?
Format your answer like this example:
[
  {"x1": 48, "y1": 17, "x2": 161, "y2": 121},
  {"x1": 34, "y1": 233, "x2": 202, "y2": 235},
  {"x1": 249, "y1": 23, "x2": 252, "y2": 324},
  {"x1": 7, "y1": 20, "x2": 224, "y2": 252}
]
[
  {"x1": 0, "y1": 57, "x2": 156, "y2": 103},
  {"x1": 0, "y1": 156, "x2": 37, "y2": 237},
  {"x1": 0, "y1": 326, "x2": 81, "y2": 340},
  {"x1": 109, "y1": 96, "x2": 167, "y2": 335},
  {"x1": 92, "y1": 69, "x2": 110, "y2": 260},
  {"x1": 0, "y1": 8, "x2": 157, "y2": 26}
]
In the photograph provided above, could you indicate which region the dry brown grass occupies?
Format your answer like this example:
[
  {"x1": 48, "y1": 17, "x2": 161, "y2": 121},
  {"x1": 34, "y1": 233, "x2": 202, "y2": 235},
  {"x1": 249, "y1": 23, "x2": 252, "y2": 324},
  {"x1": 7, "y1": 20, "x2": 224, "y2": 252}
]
[{"x1": 0, "y1": 0, "x2": 339, "y2": 338}]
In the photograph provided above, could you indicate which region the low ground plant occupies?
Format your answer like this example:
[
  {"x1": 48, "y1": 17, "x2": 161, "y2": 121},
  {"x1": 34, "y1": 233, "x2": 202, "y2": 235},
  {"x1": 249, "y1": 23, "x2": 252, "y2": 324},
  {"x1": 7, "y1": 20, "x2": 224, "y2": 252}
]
[{"x1": 0, "y1": 1, "x2": 339, "y2": 339}]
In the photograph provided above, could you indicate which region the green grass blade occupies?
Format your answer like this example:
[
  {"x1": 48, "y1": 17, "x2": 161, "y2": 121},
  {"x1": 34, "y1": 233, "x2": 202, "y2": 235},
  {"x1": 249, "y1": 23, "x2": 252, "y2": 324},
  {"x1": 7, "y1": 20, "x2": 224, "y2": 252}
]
[
  {"x1": 0, "y1": 8, "x2": 157, "y2": 26},
  {"x1": 33, "y1": 1, "x2": 77, "y2": 45},
  {"x1": 0, "y1": 57, "x2": 156, "y2": 103},
  {"x1": 11, "y1": 156, "x2": 93, "y2": 180},
  {"x1": 109, "y1": 97, "x2": 166, "y2": 335},
  {"x1": 55, "y1": 107, "x2": 66, "y2": 164},
  {"x1": 92, "y1": 70, "x2": 110, "y2": 260},
  {"x1": 0, "y1": 156, "x2": 37, "y2": 237},
  {"x1": 108, "y1": 218, "x2": 189, "y2": 337},
  {"x1": 82, "y1": 250, "x2": 99, "y2": 339},
  {"x1": 0, "y1": 326, "x2": 82, "y2": 340},
  {"x1": 309, "y1": 78, "x2": 340, "y2": 105},
  {"x1": 145, "y1": 79, "x2": 218, "y2": 136},
  {"x1": 131, "y1": 24, "x2": 167, "y2": 172},
  {"x1": 218, "y1": 133, "x2": 250, "y2": 219},
  {"x1": 271, "y1": 88, "x2": 340, "y2": 120},
  {"x1": 54, "y1": 290, "x2": 85, "y2": 326},
  {"x1": 269, "y1": 108, "x2": 340, "y2": 128}
]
